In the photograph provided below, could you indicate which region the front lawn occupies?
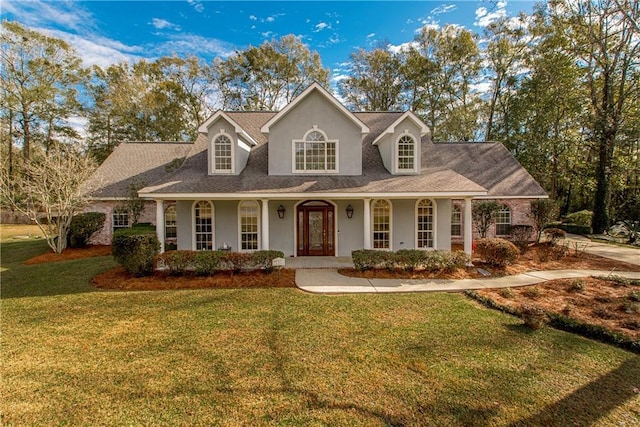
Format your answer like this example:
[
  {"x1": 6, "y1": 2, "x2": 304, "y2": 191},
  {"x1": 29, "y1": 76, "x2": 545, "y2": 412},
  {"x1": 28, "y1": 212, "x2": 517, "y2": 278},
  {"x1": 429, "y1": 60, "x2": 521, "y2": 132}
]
[{"x1": 2, "y1": 240, "x2": 639, "y2": 426}]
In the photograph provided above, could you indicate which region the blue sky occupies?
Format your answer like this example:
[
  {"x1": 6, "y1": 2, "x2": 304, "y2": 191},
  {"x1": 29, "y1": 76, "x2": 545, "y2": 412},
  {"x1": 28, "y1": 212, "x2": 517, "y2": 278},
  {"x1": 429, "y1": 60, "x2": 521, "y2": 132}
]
[{"x1": 3, "y1": 0, "x2": 537, "y2": 82}]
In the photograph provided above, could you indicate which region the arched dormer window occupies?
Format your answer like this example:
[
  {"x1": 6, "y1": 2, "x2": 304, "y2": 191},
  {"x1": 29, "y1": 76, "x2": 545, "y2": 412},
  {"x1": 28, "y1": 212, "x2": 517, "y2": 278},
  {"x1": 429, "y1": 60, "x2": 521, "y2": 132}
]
[
  {"x1": 396, "y1": 132, "x2": 417, "y2": 173},
  {"x1": 293, "y1": 127, "x2": 338, "y2": 173},
  {"x1": 211, "y1": 131, "x2": 233, "y2": 173}
]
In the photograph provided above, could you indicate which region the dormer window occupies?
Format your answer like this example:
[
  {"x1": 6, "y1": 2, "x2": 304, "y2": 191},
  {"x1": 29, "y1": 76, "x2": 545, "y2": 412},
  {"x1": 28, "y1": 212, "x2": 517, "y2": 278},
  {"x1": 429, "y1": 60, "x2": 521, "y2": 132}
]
[
  {"x1": 212, "y1": 132, "x2": 233, "y2": 173},
  {"x1": 396, "y1": 133, "x2": 416, "y2": 172},
  {"x1": 293, "y1": 127, "x2": 338, "y2": 173}
]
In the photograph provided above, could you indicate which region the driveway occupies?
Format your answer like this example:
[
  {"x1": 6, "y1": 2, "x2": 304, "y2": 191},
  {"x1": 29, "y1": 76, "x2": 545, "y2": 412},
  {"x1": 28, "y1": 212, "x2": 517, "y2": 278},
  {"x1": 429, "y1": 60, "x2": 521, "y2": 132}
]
[{"x1": 563, "y1": 234, "x2": 640, "y2": 266}]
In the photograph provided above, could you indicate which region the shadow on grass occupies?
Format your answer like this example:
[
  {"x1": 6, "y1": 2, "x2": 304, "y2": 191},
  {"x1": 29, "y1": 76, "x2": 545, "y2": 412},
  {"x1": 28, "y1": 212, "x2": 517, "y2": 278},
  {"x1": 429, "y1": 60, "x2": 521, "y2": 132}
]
[{"x1": 512, "y1": 357, "x2": 640, "y2": 426}]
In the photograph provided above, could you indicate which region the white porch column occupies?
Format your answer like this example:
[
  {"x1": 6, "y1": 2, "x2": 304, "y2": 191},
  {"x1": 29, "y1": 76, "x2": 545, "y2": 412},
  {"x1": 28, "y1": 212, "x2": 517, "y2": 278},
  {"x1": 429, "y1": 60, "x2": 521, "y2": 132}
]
[
  {"x1": 363, "y1": 198, "x2": 371, "y2": 249},
  {"x1": 261, "y1": 199, "x2": 270, "y2": 250},
  {"x1": 156, "y1": 199, "x2": 165, "y2": 253},
  {"x1": 464, "y1": 197, "x2": 473, "y2": 257}
]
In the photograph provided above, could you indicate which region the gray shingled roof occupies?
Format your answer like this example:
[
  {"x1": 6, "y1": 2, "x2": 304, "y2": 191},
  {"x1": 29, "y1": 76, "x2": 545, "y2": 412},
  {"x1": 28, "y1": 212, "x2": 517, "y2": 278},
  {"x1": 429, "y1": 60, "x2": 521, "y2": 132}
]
[
  {"x1": 89, "y1": 142, "x2": 193, "y2": 198},
  {"x1": 90, "y1": 111, "x2": 546, "y2": 199}
]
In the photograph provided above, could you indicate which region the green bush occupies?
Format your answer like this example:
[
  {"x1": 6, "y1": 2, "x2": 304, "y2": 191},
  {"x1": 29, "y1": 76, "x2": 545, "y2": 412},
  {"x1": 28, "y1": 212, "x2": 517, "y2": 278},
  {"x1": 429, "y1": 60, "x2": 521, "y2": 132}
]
[
  {"x1": 563, "y1": 210, "x2": 593, "y2": 227},
  {"x1": 352, "y1": 249, "x2": 468, "y2": 272},
  {"x1": 554, "y1": 223, "x2": 592, "y2": 235},
  {"x1": 474, "y1": 238, "x2": 520, "y2": 267},
  {"x1": 520, "y1": 304, "x2": 547, "y2": 329},
  {"x1": 193, "y1": 251, "x2": 224, "y2": 276},
  {"x1": 67, "y1": 212, "x2": 106, "y2": 248},
  {"x1": 543, "y1": 228, "x2": 566, "y2": 244},
  {"x1": 157, "y1": 250, "x2": 195, "y2": 275},
  {"x1": 112, "y1": 227, "x2": 160, "y2": 277},
  {"x1": 250, "y1": 250, "x2": 286, "y2": 272}
]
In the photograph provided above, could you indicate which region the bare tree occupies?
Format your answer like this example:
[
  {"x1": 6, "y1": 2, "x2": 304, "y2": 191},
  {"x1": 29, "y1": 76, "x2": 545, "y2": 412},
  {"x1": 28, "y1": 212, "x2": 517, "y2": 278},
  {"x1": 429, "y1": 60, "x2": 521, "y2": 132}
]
[{"x1": 0, "y1": 147, "x2": 97, "y2": 253}]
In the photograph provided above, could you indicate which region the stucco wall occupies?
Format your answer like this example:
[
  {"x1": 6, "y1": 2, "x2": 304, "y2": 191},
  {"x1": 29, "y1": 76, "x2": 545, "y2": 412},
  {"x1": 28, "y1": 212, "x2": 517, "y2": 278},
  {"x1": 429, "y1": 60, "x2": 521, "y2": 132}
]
[
  {"x1": 268, "y1": 90, "x2": 363, "y2": 175},
  {"x1": 205, "y1": 117, "x2": 250, "y2": 175},
  {"x1": 376, "y1": 118, "x2": 423, "y2": 175}
]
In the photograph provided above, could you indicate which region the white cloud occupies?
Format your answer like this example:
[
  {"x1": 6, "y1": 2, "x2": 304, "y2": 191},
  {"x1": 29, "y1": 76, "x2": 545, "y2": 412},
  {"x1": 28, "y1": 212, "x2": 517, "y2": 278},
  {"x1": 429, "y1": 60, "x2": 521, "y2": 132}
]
[
  {"x1": 474, "y1": 0, "x2": 508, "y2": 27},
  {"x1": 262, "y1": 31, "x2": 274, "y2": 38},
  {"x1": 431, "y1": 4, "x2": 457, "y2": 15},
  {"x1": 150, "y1": 18, "x2": 181, "y2": 31},
  {"x1": 187, "y1": 0, "x2": 204, "y2": 13},
  {"x1": 388, "y1": 40, "x2": 419, "y2": 54},
  {"x1": 366, "y1": 33, "x2": 376, "y2": 38},
  {"x1": 3, "y1": 0, "x2": 97, "y2": 33},
  {"x1": 265, "y1": 16, "x2": 275, "y2": 23},
  {"x1": 249, "y1": 15, "x2": 258, "y2": 21},
  {"x1": 314, "y1": 22, "x2": 330, "y2": 32}
]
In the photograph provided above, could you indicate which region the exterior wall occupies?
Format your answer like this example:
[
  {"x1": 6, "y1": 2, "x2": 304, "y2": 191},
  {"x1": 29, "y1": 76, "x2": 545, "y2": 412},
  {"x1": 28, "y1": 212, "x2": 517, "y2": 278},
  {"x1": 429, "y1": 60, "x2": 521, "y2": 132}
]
[
  {"x1": 376, "y1": 118, "x2": 423, "y2": 175},
  {"x1": 435, "y1": 199, "x2": 452, "y2": 251},
  {"x1": 270, "y1": 200, "x2": 296, "y2": 256},
  {"x1": 335, "y1": 199, "x2": 364, "y2": 256},
  {"x1": 391, "y1": 199, "x2": 415, "y2": 251},
  {"x1": 451, "y1": 198, "x2": 536, "y2": 243},
  {"x1": 176, "y1": 200, "x2": 193, "y2": 250},
  {"x1": 214, "y1": 200, "x2": 239, "y2": 250},
  {"x1": 205, "y1": 117, "x2": 250, "y2": 175},
  {"x1": 85, "y1": 200, "x2": 156, "y2": 245},
  {"x1": 268, "y1": 90, "x2": 363, "y2": 175}
]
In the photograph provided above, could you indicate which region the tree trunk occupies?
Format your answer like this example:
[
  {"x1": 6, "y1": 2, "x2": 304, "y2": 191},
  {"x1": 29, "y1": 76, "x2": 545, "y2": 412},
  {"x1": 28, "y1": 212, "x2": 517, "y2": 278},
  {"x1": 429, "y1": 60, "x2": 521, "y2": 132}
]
[
  {"x1": 592, "y1": 132, "x2": 614, "y2": 233},
  {"x1": 8, "y1": 110, "x2": 13, "y2": 177},
  {"x1": 22, "y1": 112, "x2": 30, "y2": 160}
]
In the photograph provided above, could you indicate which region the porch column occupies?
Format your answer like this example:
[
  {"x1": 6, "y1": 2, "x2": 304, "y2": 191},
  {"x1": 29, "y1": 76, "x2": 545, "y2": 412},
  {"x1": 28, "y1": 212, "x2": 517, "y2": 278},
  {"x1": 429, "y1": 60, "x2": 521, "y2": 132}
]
[
  {"x1": 363, "y1": 198, "x2": 371, "y2": 249},
  {"x1": 156, "y1": 199, "x2": 165, "y2": 253},
  {"x1": 261, "y1": 199, "x2": 270, "y2": 250},
  {"x1": 464, "y1": 197, "x2": 473, "y2": 256}
]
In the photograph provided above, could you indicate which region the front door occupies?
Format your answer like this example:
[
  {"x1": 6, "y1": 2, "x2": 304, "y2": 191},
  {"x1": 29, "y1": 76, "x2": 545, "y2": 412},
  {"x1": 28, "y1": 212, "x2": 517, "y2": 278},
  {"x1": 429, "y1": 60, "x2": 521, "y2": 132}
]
[{"x1": 297, "y1": 201, "x2": 335, "y2": 256}]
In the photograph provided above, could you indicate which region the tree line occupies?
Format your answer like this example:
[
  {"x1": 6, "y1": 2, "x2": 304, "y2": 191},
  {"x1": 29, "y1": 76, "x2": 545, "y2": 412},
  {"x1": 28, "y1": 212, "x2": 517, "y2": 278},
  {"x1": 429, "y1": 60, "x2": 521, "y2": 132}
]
[{"x1": 1, "y1": 0, "x2": 639, "y2": 233}]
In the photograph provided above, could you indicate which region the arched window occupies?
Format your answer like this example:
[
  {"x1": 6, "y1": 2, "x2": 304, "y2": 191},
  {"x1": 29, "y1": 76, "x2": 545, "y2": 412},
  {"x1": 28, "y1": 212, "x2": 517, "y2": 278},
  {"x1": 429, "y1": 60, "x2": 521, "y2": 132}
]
[
  {"x1": 239, "y1": 201, "x2": 260, "y2": 251},
  {"x1": 372, "y1": 199, "x2": 391, "y2": 249},
  {"x1": 416, "y1": 199, "x2": 435, "y2": 249},
  {"x1": 112, "y1": 208, "x2": 129, "y2": 232},
  {"x1": 193, "y1": 201, "x2": 214, "y2": 250},
  {"x1": 496, "y1": 205, "x2": 511, "y2": 236},
  {"x1": 397, "y1": 134, "x2": 416, "y2": 172},
  {"x1": 451, "y1": 205, "x2": 462, "y2": 237},
  {"x1": 293, "y1": 128, "x2": 337, "y2": 172},
  {"x1": 165, "y1": 205, "x2": 177, "y2": 240},
  {"x1": 213, "y1": 134, "x2": 232, "y2": 172}
]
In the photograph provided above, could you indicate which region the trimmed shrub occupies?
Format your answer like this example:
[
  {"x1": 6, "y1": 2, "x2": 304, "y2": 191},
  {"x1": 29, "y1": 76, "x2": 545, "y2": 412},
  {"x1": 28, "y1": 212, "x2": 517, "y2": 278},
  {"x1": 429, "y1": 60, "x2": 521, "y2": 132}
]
[
  {"x1": 67, "y1": 212, "x2": 106, "y2": 248},
  {"x1": 395, "y1": 249, "x2": 425, "y2": 271},
  {"x1": 352, "y1": 249, "x2": 468, "y2": 272},
  {"x1": 251, "y1": 250, "x2": 286, "y2": 272},
  {"x1": 508, "y1": 224, "x2": 534, "y2": 252},
  {"x1": 193, "y1": 251, "x2": 224, "y2": 276},
  {"x1": 156, "y1": 250, "x2": 195, "y2": 275},
  {"x1": 543, "y1": 228, "x2": 566, "y2": 244},
  {"x1": 529, "y1": 199, "x2": 559, "y2": 242},
  {"x1": 563, "y1": 210, "x2": 593, "y2": 227},
  {"x1": 553, "y1": 223, "x2": 592, "y2": 235},
  {"x1": 521, "y1": 305, "x2": 547, "y2": 330},
  {"x1": 474, "y1": 238, "x2": 520, "y2": 267},
  {"x1": 352, "y1": 250, "x2": 393, "y2": 271},
  {"x1": 112, "y1": 226, "x2": 160, "y2": 277}
]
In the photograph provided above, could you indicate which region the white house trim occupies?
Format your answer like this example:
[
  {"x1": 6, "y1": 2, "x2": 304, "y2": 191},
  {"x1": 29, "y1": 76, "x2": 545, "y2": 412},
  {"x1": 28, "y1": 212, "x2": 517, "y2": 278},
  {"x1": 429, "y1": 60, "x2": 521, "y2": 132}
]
[
  {"x1": 414, "y1": 198, "x2": 437, "y2": 250},
  {"x1": 191, "y1": 200, "x2": 215, "y2": 251},
  {"x1": 372, "y1": 111, "x2": 429, "y2": 146},
  {"x1": 139, "y1": 191, "x2": 487, "y2": 200},
  {"x1": 198, "y1": 110, "x2": 257, "y2": 146},
  {"x1": 371, "y1": 199, "x2": 393, "y2": 251},
  {"x1": 260, "y1": 83, "x2": 370, "y2": 136},
  {"x1": 237, "y1": 200, "x2": 261, "y2": 252},
  {"x1": 209, "y1": 130, "x2": 235, "y2": 175},
  {"x1": 393, "y1": 130, "x2": 419, "y2": 174},
  {"x1": 291, "y1": 127, "x2": 339, "y2": 174}
]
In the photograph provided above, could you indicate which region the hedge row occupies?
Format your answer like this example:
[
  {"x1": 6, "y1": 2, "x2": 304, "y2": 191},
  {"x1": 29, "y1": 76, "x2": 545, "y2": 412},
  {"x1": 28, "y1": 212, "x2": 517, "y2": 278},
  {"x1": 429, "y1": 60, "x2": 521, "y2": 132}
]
[
  {"x1": 156, "y1": 250, "x2": 285, "y2": 275},
  {"x1": 547, "y1": 222, "x2": 592, "y2": 235},
  {"x1": 351, "y1": 249, "x2": 469, "y2": 272}
]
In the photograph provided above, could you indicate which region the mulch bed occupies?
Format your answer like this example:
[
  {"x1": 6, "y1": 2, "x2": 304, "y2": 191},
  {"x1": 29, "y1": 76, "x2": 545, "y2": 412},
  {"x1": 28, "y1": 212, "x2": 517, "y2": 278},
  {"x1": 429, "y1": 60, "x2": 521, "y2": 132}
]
[
  {"x1": 23, "y1": 245, "x2": 112, "y2": 265},
  {"x1": 475, "y1": 277, "x2": 640, "y2": 341},
  {"x1": 92, "y1": 266, "x2": 296, "y2": 290}
]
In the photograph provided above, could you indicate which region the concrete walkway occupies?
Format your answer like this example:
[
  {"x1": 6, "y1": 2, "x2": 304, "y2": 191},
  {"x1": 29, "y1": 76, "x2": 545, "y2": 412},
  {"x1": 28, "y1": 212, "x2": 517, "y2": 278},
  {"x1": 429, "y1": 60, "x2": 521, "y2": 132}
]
[
  {"x1": 563, "y1": 234, "x2": 640, "y2": 266},
  {"x1": 295, "y1": 269, "x2": 640, "y2": 294}
]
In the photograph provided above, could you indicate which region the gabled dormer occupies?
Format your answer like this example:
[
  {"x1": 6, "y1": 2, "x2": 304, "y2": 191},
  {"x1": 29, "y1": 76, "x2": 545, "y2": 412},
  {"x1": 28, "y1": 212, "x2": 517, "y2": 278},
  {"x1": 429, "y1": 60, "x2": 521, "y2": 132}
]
[
  {"x1": 372, "y1": 111, "x2": 430, "y2": 175},
  {"x1": 261, "y1": 83, "x2": 370, "y2": 176},
  {"x1": 198, "y1": 111, "x2": 257, "y2": 175}
]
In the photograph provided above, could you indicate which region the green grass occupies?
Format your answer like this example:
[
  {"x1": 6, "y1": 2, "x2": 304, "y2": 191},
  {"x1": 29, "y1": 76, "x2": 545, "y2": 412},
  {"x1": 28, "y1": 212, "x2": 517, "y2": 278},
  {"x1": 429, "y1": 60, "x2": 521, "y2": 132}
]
[{"x1": 2, "y1": 239, "x2": 639, "y2": 426}]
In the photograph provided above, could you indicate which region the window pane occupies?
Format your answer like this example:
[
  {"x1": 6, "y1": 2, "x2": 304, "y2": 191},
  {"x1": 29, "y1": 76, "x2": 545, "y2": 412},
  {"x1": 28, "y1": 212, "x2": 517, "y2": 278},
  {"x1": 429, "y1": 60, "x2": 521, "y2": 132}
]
[
  {"x1": 214, "y1": 135, "x2": 232, "y2": 171},
  {"x1": 417, "y1": 199, "x2": 434, "y2": 248},
  {"x1": 165, "y1": 206, "x2": 177, "y2": 239},
  {"x1": 451, "y1": 206, "x2": 461, "y2": 237},
  {"x1": 195, "y1": 202, "x2": 213, "y2": 250},
  {"x1": 372, "y1": 200, "x2": 390, "y2": 249},
  {"x1": 239, "y1": 201, "x2": 259, "y2": 251},
  {"x1": 496, "y1": 206, "x2": 511, "y2": 236},
  {"x1": 398, "y1": 135, "x2": 415, "y2": 171}
]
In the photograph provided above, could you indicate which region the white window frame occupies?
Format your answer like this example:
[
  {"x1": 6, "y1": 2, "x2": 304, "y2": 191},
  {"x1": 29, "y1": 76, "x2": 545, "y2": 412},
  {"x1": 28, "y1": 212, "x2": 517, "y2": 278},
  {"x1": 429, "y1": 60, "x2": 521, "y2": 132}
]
[
  {"x1": 371, "y1": 199, "x2": 392, "y2": 250},
  {"x1": 451, "y1": 205, "x2": 462, "y2": 237},
  {"x1": 192, "y1": 200, "x2": 214, "y2": 250},
  {"x1": 292, "y1": 127, "x2": 339, "y2": 174},
  {"x1": 238, "y1": 200, "x2": 260, "y2": 252},
  {"x1": 496, "y1": 205, "x2": 511, "y2": 236},
  {"x1": 415, "y1": 199, "x2": 436, "y2": 249},
  {"x1": 210, "y1": 130, "x2": 234, "y2": 174},
  {"x1": 112, "y1": 209, "x2": 130, "y2": 233},
  {"x1": 394, "y1": 130, "x2": 418, "y2": 174},
  {"x1": 165, "y1": 205, "x2": 177, "y2": 240}
]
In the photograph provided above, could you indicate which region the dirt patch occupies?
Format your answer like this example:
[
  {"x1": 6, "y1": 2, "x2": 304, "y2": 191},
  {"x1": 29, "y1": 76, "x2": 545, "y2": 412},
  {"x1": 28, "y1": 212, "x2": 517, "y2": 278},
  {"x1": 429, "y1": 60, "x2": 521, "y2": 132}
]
[
  {"x1": 475, "y1": 277, "x2": 640, "y2": 340},
  {"x1": 23, "y1": 245, "x2": 112, "y2": 265},
  {"x1": 92, "y1": 266, "x2": 296, "y2": 291}
]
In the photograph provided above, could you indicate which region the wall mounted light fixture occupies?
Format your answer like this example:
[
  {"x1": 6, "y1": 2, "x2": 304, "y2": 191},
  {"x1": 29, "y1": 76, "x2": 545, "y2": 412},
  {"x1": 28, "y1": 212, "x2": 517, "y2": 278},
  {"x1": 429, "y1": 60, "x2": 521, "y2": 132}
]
[
  {"x1": 277, "y1": 204, "x2": 286, "y2": 219},
  {"x1": 346, "y1": 204, "x2": 354, "y2": 219}
]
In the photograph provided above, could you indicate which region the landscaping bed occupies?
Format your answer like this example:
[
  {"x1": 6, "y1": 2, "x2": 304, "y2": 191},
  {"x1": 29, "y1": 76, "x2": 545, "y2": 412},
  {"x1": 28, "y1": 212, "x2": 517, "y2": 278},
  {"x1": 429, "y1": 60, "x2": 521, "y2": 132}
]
[{"x1": 23, "y1": 245, "x2": 112, "y2": 265}]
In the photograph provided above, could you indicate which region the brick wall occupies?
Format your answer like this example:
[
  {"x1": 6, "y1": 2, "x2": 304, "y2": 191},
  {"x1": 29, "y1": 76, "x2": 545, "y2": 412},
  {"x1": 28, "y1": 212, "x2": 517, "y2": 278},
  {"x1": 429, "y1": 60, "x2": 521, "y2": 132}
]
[
  {"x1": 451, "y1": 198, "x2": 536, "y2": 243},
  {"x1": 84, "y1": 201, "x2": 157, "y2": 245}
]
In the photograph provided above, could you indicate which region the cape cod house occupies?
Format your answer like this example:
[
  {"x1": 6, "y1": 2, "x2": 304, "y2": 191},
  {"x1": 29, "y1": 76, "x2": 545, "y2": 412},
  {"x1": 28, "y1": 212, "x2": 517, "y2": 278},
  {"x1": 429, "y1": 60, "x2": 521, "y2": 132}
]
[{"x1": 87, "y1": 83, "x2": 547, "y2": 257}]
